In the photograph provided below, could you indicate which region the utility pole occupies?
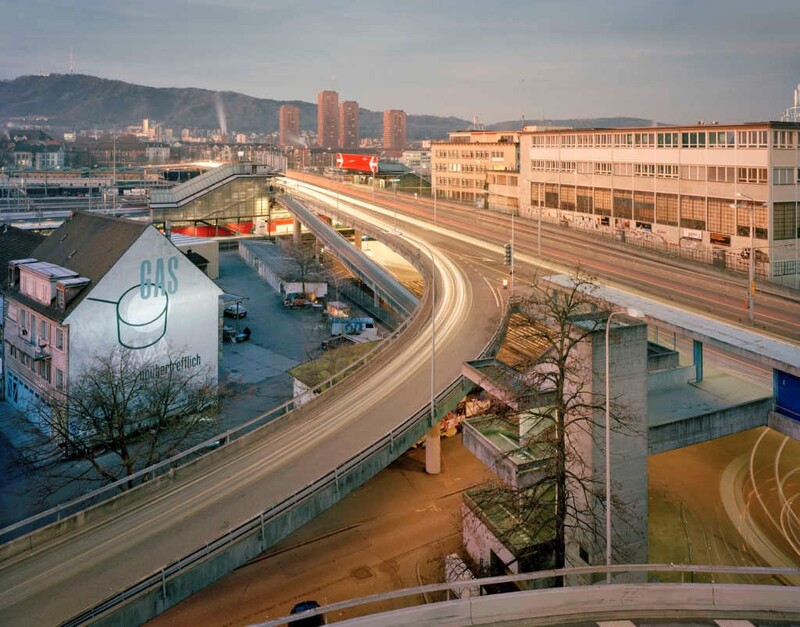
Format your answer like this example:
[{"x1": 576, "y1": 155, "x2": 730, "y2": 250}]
[{"x1": 112, "y1": 124, "x2": 117, "y2": 215}]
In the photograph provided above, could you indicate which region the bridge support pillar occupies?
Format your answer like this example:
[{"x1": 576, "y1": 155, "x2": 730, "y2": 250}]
[
  {"x1": 292, "y1": 217, "x2": 302, "y2": 245},
  {"x1": 354, "y1": 230, "x2": 363, "y2": 250},
  {"x1": 425, "y1": 425, "x2": 441, "y2": 474},
  {"x1": 693, "y1": 339, "x2": 704, "y2": 382}
]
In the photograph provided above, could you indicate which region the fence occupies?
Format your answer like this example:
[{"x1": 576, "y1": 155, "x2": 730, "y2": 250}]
[{"x1": 61, "y1": 301, "x2": 513, "y2": 626}]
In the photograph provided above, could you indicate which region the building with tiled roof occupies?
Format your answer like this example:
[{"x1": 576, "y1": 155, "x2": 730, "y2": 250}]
[{"x1": 3, "y1": 213, "x2": 222, "y2": 436}]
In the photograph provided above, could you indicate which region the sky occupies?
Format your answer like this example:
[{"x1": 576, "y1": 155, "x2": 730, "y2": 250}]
[{"x1": 2, "y1": 0, "x2": 800, "y2": 125}]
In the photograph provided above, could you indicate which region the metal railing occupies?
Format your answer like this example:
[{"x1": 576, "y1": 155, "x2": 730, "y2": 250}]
[
  {"x1": 61, "y1": 371, "x2": 463, "y2": 626},
  {"x1": 149, "y1": 163, "x2": 260, "y2": 206},
  {"x1": 0, "y1": 311, "x2": 416, "y2": 544},
  {"x1": 1, "y1": 192, "x2": 441, "y2": 544},
  {"x1": 255, "y1": 564, "x2": 800, "y2": 627},
  {"x1": 60, "y1": 301, "x2": 513, "y2": 626}
]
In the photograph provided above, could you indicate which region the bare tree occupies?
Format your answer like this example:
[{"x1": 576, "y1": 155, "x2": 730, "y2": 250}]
[
  {"x1": 463, "y1": 269, "x2": 645, "y2": 585},
  {"x1": 281, "y1": 237, "x2": 325, "y2": 300},
  {"x1": 24, "y1": 346, "x2": 219, "y2": 496}
]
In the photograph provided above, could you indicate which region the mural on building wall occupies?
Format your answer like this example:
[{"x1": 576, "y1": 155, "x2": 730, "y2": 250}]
[{"x1": 88, "y1": 256, "x2": 179, "y2": 350}]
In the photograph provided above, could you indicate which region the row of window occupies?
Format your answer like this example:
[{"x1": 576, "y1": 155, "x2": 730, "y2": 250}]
[
  {"x1": 16, "y1": 308, "x2": 65, "y2": 350},
  {"x1": 528, "y1": 183, "x2": 789, "y2": 239},
  {"x1": 530, "y1": 160, "x2": 772, "y2": 184},
  {"x1": 6, "y1": 342, "x2": 64, "y2": 389},
  {"x1": 435, "y1": 177, "x2": 483, "y2": 188},
  {"x1": 435, "y1": 163, "x2": 491, "y2": 173},
  {"x1": 529, "y1": 129, "x2": 783, "y2": 149},
  {"x1": 434, "y1": 149, "x2": 512, "y2": 160}
]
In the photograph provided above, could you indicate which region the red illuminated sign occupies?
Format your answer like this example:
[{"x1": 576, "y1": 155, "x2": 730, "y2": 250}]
[{"x1": 335, "y1": 153, "x2": 379, "y2": 174}]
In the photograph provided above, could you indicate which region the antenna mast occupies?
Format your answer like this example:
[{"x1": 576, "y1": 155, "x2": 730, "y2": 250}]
[
  {"x1": 69, "y1": 48, "x2": 74, "y2": 74},
  {"x1": 781, "y1": 82, "x2": 800, "y2": 122}
]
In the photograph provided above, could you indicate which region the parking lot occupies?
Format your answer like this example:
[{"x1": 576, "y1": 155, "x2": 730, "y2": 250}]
[{"x1": 214, "y1": 246, "x2": 333, "y2": 429}]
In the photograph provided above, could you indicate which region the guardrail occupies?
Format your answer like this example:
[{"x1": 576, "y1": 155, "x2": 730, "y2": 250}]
[
  {"x1": 0, "y1": 310, "x2": 416, "y2": 544},
  {"x1": 61, "y1": 370, "x2": 467, "y2": 626},
  {"x1": 256, "y1": 564, "x2": 800, "y2": 627},
  {"x1": 60, "y1": 302, "x2": 512, "y2": 626},
  {"x1": 1, "y1": 194, "x2": 440, "y2": 545},
  {"x1": 4, "y1": 183, "x2": 513, "y2": 624}
]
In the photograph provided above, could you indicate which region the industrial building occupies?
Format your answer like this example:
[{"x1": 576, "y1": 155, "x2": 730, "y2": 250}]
[{"x1": 431, "y1": 122, "x2": 800, "y2": 287}]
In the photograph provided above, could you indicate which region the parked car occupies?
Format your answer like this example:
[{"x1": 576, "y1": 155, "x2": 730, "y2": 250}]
[
  {"x1": 283, "y1": 294, "x2": 310, "y2": 309},
  {"x1": 223, "y1": 325, "x2": 251, "y2": 343},
  {"x1": 289, "y1": 600, "x2": 325, "y2": 626},
  {"x1": 224, "y1": 303, "x2": 247, "y2": 318}
]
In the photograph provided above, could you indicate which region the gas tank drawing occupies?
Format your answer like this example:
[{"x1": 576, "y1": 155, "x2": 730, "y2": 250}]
[{"x1": 89, "y1": 284, "x2": 170, "y2": 349}]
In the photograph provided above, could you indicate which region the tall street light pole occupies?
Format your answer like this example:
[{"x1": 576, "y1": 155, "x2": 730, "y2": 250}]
[
  {"x1": 421, "y1": 241, "x2": 436, "y2": 428},
  {"x1": 736, "y1": 192, "x2": 759, "y2": 324},
  {"x1": 537, "y1": 183, "x2": 543, "y2": 256},
  {"x1": 604, "y1": 307, "x2": 643, "y2": 583},
  {"x1": 415, "y1": 238, "x2": 438, "y2": 473},
  {"x1": 510, "y1": 210, "x2": 515, "y2": 296},
  {"x1": 432, "y1": 170, "x2": 437, "y2": 226}
]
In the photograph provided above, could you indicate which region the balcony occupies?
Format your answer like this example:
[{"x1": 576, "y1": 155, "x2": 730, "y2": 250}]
[
  {"x1": 462, "y1": 411, "x2": 554, "y2": 490},
  {"x1": 5, "y1": 328, "x2": 51, "y2": 362}
]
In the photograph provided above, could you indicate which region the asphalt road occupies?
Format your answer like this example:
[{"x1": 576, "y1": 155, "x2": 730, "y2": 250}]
[
  {"x1": 3, "y1": 177, "x2": 799, "y2": 624},
  {"x1": 293, "y1": 172, "x2": 800, "y2": 343},
  {"x1": 0, "y1": 199, "x2": 504, "y2": 624}
]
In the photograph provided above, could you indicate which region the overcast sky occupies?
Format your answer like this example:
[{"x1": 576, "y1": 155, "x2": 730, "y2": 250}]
[{"x1": 2, "y1": 0, "x2": 799, "y2": 124}]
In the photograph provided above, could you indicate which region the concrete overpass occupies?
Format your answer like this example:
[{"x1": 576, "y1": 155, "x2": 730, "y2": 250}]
[
  {"x1": 2, "y1": 176, "x2": 798, "y2": 625},
  {"x1": 278, "y1": 193, "x2": 419, "y2": 319},
  {"x1": 545, "y1": 274, "x2": 800, "y2": 448},
  {"x1": 0, "y1": 183, "x2": 505, "y2": 625}
]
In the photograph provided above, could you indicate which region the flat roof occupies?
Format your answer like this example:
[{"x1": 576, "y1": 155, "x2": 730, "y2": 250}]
[
  {"x1": 546, "y1": 274, "x2": 800, "y2": 376},
  {"x1": 18, "y1": 260, "x2": 78, "y2": 279},
  {"x1": 521, "y1": 121, "x2": 800, "y2": 135}
]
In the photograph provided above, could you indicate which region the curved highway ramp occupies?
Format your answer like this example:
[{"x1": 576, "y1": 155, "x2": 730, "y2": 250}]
[{"x1": 0, "y1": 198, "x2": 503, "y2": 625}]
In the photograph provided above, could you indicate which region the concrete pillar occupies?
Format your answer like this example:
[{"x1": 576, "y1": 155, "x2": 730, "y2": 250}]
[
  {"x1": 354, "y1": 230, "x2": 363, "y2": 250},
  {"x1": 693, "y1": 340, "x2": 704, "y2": 382},
  {"x1": 292, "y1": 217, "x2": 302, "y2": 245},
  {"x1": 425, "y1": 425, "x2": 441, "y2": 474}
]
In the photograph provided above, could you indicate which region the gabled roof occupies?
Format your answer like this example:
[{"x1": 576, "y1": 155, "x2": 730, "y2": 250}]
[
  {"x1": 0, "y1": 223, "x2": 46, "y2": 281},
  {"x1": 28, "y1": 212, "x2": 150, "y2": 316},
  {"x1": 31, "y1": 212, "x2": 148, "y2": 278}
]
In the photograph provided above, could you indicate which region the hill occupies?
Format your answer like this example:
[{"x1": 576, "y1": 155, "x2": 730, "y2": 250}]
[{"x1": 0, "y1": 74, "x2": 659, "y2": 140}]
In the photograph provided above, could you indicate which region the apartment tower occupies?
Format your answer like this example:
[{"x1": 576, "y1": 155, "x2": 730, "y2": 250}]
[
  {"x1": 278, "y1": 104, "x2": 300, "y2": 148},
  {"x1": 383, "y1": 109, "x2": 407, "y2": 153},
  {"x1": 339, "y1": 101, "x2": 360, "y2": 150},
  {"x1": 317, "y1": 90, "x2": 339, "y2": 150}
]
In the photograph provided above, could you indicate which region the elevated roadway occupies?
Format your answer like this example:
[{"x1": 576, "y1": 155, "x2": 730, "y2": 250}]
[
  {"x1": 279, "y1": 193, "x2": 418, "y2": 317},
  {"x1": 0, "y1": 190, "x2": 505, "y2": 624},
  {"x1": 288, "y1": 172, "x2": 800, "y2": 343},
  {"x1": 3, "y1": 175, "x2": 798, "y2": 624}
]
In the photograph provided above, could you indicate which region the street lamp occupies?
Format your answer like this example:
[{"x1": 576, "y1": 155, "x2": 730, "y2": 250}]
[
  {"x1": 432, "y1": 171, "x2": 437, "y2": 226},
  {"x1": 510, "y1": 209, "x2": 516, "y2": 296},
  {"x1": 604, "y1": 307, "x2": 644, "y2": 583},
  {"x1": 736, "y1": 192, "x2": 765, "y2": 324},
  {"x1": 421, "y1": 241, "x2": 436, "y2": 429},
  {"x1": 524, "y1": 178, "x2": 553, "y2": 257}
]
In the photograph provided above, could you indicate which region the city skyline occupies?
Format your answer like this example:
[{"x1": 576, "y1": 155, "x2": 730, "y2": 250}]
[{"x1": 2, "y1": 1, "x2": 799, "y2": 125}]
